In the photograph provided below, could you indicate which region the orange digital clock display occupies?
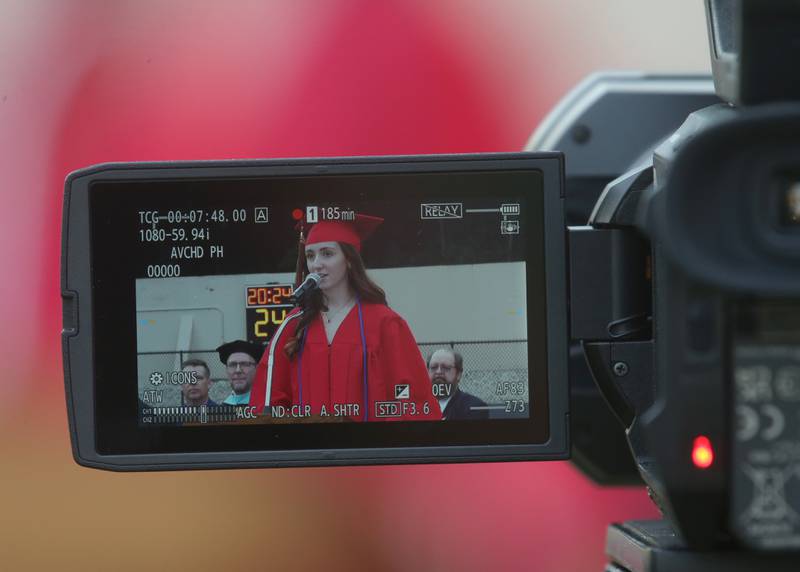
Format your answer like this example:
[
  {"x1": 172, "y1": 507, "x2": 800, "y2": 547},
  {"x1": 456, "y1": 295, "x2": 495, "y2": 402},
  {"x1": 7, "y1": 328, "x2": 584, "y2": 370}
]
[
  {"x1": 246, "y1": 285, "x2": 294, "y2": 307},
  {"x1": 245, "y1": 284, "x2": 294, "y2": 343}
]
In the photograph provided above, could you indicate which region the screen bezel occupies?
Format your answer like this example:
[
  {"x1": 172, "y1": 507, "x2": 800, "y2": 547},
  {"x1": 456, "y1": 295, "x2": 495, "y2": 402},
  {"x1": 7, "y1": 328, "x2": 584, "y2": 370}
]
[{"x1": 62, "y1": 154, "x2": 568, "y2": 470}]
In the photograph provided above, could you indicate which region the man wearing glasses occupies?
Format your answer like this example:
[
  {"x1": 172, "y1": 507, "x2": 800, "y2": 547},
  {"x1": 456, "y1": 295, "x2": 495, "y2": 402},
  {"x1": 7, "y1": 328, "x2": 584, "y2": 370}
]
[
  {"x1": 426, "y1": 348, "x2": 489, "y2": 421},
  {"x1": 216, "y1": 340, "x2": 265, "y2": 406}
]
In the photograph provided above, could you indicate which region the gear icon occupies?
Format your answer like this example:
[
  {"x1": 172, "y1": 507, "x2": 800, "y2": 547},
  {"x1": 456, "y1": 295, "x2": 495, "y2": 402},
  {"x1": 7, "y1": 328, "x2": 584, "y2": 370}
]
[{"x1": 149, "y1": 372, "x2": 164, "y2": 386}]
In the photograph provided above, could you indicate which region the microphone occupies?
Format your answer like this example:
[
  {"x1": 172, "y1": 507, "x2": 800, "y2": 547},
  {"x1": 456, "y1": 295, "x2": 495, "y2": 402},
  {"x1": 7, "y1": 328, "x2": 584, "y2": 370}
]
[{"x1": 291, "y1": 273, "x2": 321, "y2": 304}]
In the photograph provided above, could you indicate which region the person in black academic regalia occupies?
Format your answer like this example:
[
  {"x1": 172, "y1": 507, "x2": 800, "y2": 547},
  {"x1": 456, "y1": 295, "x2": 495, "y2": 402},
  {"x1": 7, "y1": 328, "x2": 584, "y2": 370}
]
[{"x1": 216, "y1": 340, "x2": 264, "y2": 406}]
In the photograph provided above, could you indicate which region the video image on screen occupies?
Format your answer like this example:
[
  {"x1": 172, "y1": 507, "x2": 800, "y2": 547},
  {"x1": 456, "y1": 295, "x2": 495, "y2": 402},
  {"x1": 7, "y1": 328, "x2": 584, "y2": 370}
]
[{"x1": 134, "y1": 185, "x2": 531, "y2": 427}]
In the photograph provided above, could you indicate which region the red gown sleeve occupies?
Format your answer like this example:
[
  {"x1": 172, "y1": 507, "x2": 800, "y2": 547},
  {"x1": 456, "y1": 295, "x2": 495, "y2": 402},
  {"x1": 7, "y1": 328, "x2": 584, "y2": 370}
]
[
  {"x1": 249, "y1": 331, "x2": 293, "y2": 414},
  {"x1": 376, "y1": 315, "x2": 441, "y2": 421}
]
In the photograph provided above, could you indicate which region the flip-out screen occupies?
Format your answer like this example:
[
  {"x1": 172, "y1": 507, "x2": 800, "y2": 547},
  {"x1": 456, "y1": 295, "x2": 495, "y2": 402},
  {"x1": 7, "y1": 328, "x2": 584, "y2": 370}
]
[{"x1": 62, "y1": 154, "x2": 568, "y2": 469}]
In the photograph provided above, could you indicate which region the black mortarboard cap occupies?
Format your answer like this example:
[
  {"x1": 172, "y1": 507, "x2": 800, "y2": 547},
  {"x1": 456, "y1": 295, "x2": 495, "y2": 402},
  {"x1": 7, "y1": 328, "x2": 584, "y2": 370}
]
[{"x1": 216, "y1": 339, "x2": 264, "y2": 364}]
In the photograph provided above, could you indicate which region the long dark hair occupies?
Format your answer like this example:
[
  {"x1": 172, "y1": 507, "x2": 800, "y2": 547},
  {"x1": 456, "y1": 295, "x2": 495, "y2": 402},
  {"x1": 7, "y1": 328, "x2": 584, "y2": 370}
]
[{"x1": 284, "y1": 242, "x2": 387, "y2": 358}]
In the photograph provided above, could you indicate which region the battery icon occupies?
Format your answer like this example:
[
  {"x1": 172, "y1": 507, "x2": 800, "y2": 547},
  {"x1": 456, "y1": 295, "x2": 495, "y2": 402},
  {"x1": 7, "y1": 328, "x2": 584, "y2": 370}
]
[
  {"x1": 306, "y1": 206, "x2": 319, "y2": 223},
  {"x1": 500, "y1": 204, "x2": 520, "y2": 216}
]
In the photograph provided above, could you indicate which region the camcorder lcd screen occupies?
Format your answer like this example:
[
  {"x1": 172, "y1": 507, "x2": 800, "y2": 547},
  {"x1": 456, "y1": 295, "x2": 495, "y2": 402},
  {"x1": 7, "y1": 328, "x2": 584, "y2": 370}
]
[
  {"x1": 133, "y1": 191, "x2": 531, "y2": 428},
  {"x1": 65, "y1": 155, "x2": 566, "y2": 467}
]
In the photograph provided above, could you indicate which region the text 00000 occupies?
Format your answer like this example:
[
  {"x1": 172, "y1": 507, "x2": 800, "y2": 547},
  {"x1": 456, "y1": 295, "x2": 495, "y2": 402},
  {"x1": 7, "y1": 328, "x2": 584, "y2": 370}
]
[{"x1": 146, "y1": 264, "x2": 181, "y2": 278}]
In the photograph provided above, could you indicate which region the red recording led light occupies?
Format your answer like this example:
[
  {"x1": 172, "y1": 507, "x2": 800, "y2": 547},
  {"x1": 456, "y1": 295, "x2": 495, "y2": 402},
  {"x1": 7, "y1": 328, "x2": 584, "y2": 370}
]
[
  {"x1": 292, "y1": 208, "x2": 304, "y2": 221},
  {"x1": 691, "y1": 435, "x2": 714, "y2": 469}
]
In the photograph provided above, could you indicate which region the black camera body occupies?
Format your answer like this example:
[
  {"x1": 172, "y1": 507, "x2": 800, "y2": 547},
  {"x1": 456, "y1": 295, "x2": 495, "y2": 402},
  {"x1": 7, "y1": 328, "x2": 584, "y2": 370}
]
[
  {"x1": 61, "y1": 0, "x2": 800, "y2": 568},
  {"x1": 524, "y1": 0, "x2": 800, "y2": 564},
  {"x1": 569, "y1": 99, "x2": 800, "y2": 552},
  {"x1": 637, "y1": 101, "x2": 800, "y2": 550}
]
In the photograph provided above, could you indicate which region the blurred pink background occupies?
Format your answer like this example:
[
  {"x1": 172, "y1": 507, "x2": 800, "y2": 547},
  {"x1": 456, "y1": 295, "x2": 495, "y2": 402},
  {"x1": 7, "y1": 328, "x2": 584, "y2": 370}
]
[{"x1": 0, "y1": 1, "x2": 709, "y2": 570}]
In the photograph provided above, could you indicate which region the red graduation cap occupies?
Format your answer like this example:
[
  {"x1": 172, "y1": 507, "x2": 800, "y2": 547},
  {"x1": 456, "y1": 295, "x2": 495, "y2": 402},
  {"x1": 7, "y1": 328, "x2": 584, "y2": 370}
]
[{"x1": 305, "y1": 213, "x2": 383, "y2": 252}]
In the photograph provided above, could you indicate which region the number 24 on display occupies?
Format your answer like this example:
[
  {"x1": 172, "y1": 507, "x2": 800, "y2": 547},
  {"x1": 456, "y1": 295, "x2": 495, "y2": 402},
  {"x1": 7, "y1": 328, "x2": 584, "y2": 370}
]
[{"x1": 253, "y1": 308, "x2": 288, "y2": 338}]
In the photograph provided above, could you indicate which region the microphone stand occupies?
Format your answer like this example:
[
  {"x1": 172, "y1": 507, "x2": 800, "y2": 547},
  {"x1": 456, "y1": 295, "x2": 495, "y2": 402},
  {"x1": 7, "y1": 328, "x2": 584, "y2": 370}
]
[
  {"x1": 264, "y1": 309, "x2": 304, "y2": 412},
  {"x1": 263, "y1": 273, "x2": 319, "y2": 411}
]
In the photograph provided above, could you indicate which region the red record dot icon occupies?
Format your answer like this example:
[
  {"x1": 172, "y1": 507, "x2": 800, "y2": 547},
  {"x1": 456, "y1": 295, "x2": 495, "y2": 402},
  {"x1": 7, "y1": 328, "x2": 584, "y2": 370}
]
[{"x1": 292, "y1": 208, "x2": 304, "y2": 220}]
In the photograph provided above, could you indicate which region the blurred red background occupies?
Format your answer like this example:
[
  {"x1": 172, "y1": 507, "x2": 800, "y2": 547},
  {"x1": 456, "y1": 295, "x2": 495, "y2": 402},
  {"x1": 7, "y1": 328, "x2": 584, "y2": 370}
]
[{"x1": 0, "y1": 1, "x2": 710, "y2": 570}]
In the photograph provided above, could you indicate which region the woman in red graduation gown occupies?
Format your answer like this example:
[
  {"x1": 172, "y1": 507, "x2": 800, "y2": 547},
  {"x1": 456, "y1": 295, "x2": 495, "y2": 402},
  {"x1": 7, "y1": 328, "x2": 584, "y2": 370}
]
[{"x1": 249, "y1": 214, "x2": 441, "y2": 422}]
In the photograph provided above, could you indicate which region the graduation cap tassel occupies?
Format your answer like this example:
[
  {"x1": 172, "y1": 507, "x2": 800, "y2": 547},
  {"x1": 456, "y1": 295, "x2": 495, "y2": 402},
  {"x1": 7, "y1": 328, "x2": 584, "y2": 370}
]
[{"x1": 293, "y1": 229, "x2": 307, "y2": 289}]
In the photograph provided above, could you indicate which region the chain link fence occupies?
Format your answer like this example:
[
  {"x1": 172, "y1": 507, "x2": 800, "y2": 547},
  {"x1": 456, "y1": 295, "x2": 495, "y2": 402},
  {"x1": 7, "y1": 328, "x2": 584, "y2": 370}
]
[
  {"x1": 138, "y1": 340, "x2": 528, "y2": 409},
  {"x1": 418, "y1": 340, "x2": 528, "y2": 406}
]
